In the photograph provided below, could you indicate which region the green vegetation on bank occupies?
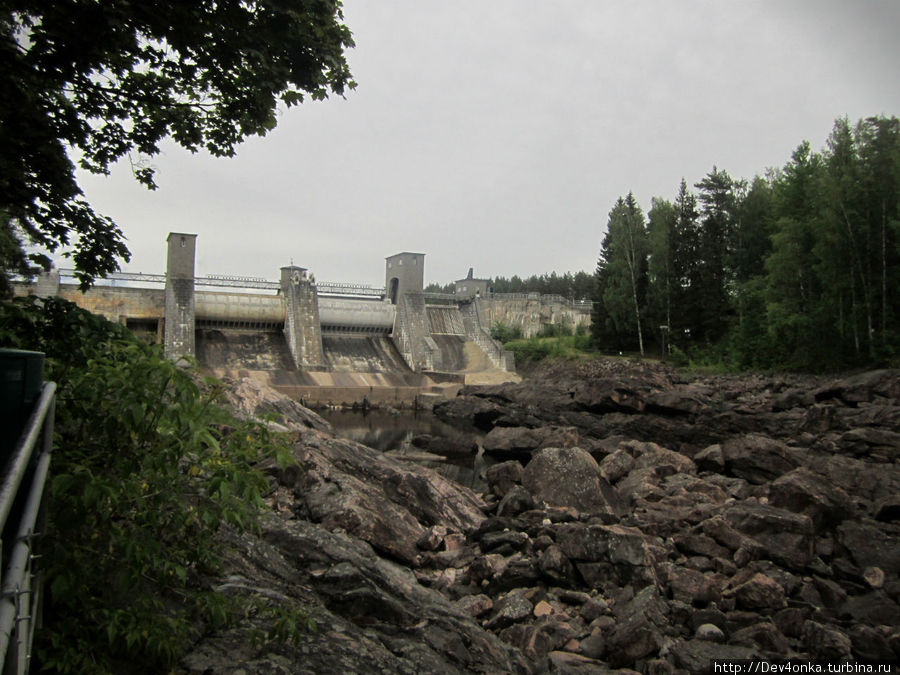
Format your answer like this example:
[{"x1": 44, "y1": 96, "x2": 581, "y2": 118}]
[{"x1": 0, "y1": 297, "x2": 310, "y2": 673}]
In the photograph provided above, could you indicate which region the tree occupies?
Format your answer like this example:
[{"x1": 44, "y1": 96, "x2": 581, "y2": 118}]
[
  {"x1": 726, "y1": 175, "x2": 774, "y2": 367},
  {"x1": 1, "y1": 1, "x2": 355, "y2": 290},
  {"x1": 765, "y1": 141, "x2": 825, "y2": 365},
  {"x1": 646, "y1": 196, "x2": 677, "y2": 339},
  {"x1": 670, "y1": 178, "x2": 701, "y2": 344},
  {"x1": 593, "y1": 193, "x2": 648, "y2": 355},
  {"x1": 694, "y1": 166, "x2": 735, "y2": 343}
]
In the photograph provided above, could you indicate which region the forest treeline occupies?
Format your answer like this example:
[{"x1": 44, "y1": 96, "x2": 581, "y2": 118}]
[
  {"x1": 425, "y1": 271, "x2": 595, "y2": 300},
  {"x1": 592, "y1": 115, "x2": 900, "y2": 371}
]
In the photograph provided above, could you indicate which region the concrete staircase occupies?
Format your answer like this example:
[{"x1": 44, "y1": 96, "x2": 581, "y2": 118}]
[{"x1": 459, "y1": 299, "x2": 515, "y2": 371}]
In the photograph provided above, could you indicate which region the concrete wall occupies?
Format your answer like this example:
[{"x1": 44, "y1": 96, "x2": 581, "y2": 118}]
[
  {"x1": 478, "y1": 294, "x2": 591, "y2": 338},
  {"x1": 57, "y1": 285, "x2": 165, "y2": 323}
]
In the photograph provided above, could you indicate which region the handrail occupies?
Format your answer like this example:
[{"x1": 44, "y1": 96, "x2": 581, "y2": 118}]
[{"x1": 0, "y1": 381, "x2": 55, "y2": 675}]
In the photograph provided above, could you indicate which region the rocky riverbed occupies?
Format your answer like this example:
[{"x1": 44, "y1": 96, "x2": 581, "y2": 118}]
[{"x1": 181, "y1": 361, "x2": 900, "y2": 673}]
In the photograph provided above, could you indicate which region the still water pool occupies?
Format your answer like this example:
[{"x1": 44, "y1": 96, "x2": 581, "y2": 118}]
[{"x1": 317, "y1": 408, "x2": 489, "y2": 491}]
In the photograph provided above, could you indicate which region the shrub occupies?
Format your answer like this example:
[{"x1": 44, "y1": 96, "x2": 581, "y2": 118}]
[
  {"x1": 490, "y1": 321, "x2": 523, "y2": 343},
  {"x1": 0, "y1": 297, "x2": 299, "y2": 673}
]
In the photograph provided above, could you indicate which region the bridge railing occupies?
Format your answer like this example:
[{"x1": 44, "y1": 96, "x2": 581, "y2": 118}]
[
  {"x1": 0, "y1": 381, "x2": 55, "y2": 675},
  {"x1": 56, "y1": 269, "x2": 387, "y2": 297}
]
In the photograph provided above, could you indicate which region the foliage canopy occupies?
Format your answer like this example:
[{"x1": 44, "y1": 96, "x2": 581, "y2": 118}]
[{"x1": 1, "y1": 1, "x2": 355, "y2": 290}]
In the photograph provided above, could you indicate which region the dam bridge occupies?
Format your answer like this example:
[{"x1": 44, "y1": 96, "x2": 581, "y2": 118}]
[{"x1": 17, "y1": 233, "x2": 590, "y2": 406}]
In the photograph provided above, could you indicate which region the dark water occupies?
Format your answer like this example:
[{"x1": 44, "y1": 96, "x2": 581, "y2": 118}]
[{"x1": 317, "y1": 408, "x2": 489, "y2": 491}]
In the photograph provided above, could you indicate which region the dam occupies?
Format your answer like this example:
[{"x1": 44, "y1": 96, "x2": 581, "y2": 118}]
[{"x1": 15, "y1": 233, "x2": 590, "y2": 405}]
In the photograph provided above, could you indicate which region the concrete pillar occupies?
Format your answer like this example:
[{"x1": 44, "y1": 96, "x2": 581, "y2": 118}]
[
  {"x1": 33, "y1": 269, "x2": 59, "y2": 298},
  {"x1": 280, "y1": 266, "x2": 325, "y2": 369},
  {"x1": 164, "y1": 233, "x2": 196, "y2": 362}
]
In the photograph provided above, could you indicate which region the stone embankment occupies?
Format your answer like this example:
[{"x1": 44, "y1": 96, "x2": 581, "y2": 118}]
[{"x1": 182, "y1": 361, "x2": 900, "y2": 673}]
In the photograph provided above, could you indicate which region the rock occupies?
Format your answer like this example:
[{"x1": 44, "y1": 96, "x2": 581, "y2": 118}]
[
  {"x1": 674, "y1": 532, "x2": 731, "y2": 560},
  {"x1": 224, "y1": 376, "x2": 332, "y2": 432},
  {"x1": 670, "y1": 639, "x2": 761, "y2": 674},
  {"x1": 293, "y1": 437, "x2": 487, "y2": 565},
  {"x1": 598, "y1": 447, "x2": 635, "y2": 484},
  {"x1": 578, "y1": 632, "x2": 606, "y2": 658},
  {"x1": 666, "y1": 565, "x2": 721, "y2": 607},
  {"x1": 479, "y1": 529, "x2": 530, "y2": 554},
  {"x1": 433, "y1": 396, "x2": 507, "y2": 430},
  {"x1": 482, "y1": 425, "x2": 580, "y2": 459},
  {"x1": 547, "y1": 650, "x2": 609, "y2": 673},
  {"x1": 875, "y1": 495, "x2": 900, "y2": 522},
  {"x1": 863, "y1": 566, "x2": 886, "y2": 589},
  {"x1": 572, "y1": 378, "x2": 648, "y2": 414},
  {"x1": 850, "y1": 625, "x2": 896, "y2": 662},
  {"x1": 720, "y1": 501, "x2": 814, "y2": 570},
  {"x1": 772, "y1": 387, "x2": 815, "y2": 411},
  {"x1": 802, "y1": 620, "x2": 852, "y2": 661},
  {"x1": 720, "y1": 434, "x2": 800, "y2": 484},
  {"x1": 730, "y1": 621, "x2": 790, "y2": 655},
  {"x1": 415, "y1": 434, "x2": 478, "y2": 457},
  {"x1": 626, "y1": 440, "x2": 697, "y2": 474},
  {"x1": 606, "y1": 586, "x2": 669, "y2": 667},
  {"x1": 500, "y1": 618, "x2": 576, "y2": 661},
  {"x1": 184, "y1": 514, "x2": 531, "y2": 675},
  {"x1": 522, "y1": 447, "x2": 624, "y2": 517},
  {"x1": 496, "y1": 485, "x2": 535, "y2": 518},
  {"x1": 769, "y1": 468, "x2": 854, "y2": 532},
  {"x1": 537, "y1": 544, "x2": 577, "y2": 585},
  {"x1": 728, "y1": 573, "x2": 786, "y2": 611},
  {"x1": 696, "y1": 623, "x2": 725, "y2": 643},
  {"x1": 556, "y1": 522, "x2": 666, "y2": 579},
  {"x1": 484, "y1": 460, "x2": 524, "y2": 497},
  {"x1": 836, "y1": 520, "x2": 900, "y2": 573},
  {"x1": 773, "y1": 607, "x2": 808, "y2": 638},
  {"x1": 203, "y1": 360, "x2": 900, "y2": 671},
  {"x1": 814, "y1": 369, "x2": 900, "y2": 405},
  {"x1": 694, "y1": 444, "x2": 725, "y2": 473},
  {"x1": 454, "y1": 594, "x2": 493, "y2": 618},
  {"x1": 645, "y1": 389, "x2": 709, "y2": 416},
  {"x1": 486, "y1": 589, "x2": 533, "y2": 629},
  {"x1": 841, "y1": 591, "x2": 900, "y2": 626}
]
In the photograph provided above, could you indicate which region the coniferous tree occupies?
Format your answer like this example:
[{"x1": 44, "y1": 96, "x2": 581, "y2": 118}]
[
  {"x1": 694, "y1": 167, "x2": 735, "y2": 343},
  {"x1": 646, "y1": 196, "x2": 677, "y2": 342},
  {"x1": 671, "y1": 179, "x2": 701, "y2": 346},
  {"x1": 593, "y1": 193, "x2": 649, "y2": 354}
]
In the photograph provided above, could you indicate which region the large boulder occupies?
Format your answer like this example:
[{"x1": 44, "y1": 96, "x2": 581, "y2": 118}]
[
  {"x1": 278, "y1": 434, "x2": 487, "y2": 565},
  {"x1": 720, "y1": 501, "x2": 815, "y2": 571},
  {"x1": 182, "y1": 514, "x2": 532, "y2": 675},
  {"x1": 720, "y1": 434, "x2": 800, "y2": 484},
  {"x1": 522, "y1": 447, "x2": 625, "y2": 517},
  {"x1": 481, "y1": 425, "x2": 580, "y2": 459},
  {"x1": 571, "y1": 378, "x2": 648, "y2": 413},
  {"x1": 769, "y1": 467, "x2": 854, "y2": 531}
]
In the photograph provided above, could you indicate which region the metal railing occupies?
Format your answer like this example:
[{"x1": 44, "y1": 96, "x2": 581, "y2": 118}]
[{"x1": 0, "y1": 382, "x2": 55, "y2": 675}]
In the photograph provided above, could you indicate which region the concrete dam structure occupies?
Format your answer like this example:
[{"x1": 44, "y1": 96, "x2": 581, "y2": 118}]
[{"x1": 19, "y1": 233, "x2": 576, "y2": 405}]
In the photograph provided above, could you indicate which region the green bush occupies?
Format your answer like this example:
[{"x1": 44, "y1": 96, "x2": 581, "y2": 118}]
[
  {"x1": 0, "y1": 297, "x2": 301, "y2": 673},
  {"x1": 490, "y1": 321, "x2": 523, "y2": 343}
]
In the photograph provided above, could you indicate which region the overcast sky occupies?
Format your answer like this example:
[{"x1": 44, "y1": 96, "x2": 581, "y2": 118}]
[{"x1": 72, "y1": 0, "x2": 900, "y2": 288}]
